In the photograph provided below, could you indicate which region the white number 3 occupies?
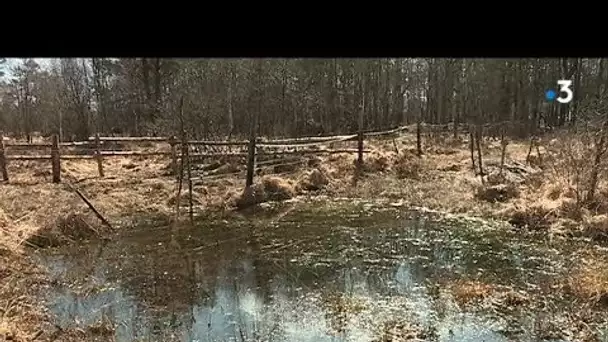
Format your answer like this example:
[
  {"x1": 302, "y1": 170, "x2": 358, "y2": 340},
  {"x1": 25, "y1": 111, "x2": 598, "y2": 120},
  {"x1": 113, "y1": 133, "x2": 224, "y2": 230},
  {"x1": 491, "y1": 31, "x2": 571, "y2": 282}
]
[{"x1": 557, "y1": 80, "x2": 573, "y2": 104}]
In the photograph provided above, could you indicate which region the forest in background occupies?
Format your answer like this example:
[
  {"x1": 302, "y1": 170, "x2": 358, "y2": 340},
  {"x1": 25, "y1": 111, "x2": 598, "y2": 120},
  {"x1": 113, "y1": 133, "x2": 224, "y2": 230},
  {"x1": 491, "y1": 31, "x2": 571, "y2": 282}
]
[{"x1": 0, "y1": 58, "x2": 605, "y2": 142}]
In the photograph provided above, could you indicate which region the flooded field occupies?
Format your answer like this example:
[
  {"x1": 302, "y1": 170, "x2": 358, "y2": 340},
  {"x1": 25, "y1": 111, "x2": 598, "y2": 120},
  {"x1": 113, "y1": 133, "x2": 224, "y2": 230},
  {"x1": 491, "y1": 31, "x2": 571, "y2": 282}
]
[{"x1": 34, "y1": 200, "x2": 608, "y2": 341}]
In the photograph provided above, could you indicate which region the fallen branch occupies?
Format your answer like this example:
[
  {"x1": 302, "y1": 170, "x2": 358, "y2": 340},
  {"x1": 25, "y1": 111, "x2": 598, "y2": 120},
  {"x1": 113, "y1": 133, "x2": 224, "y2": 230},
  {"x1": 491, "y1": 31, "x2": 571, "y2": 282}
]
[
  {"x1": 30, "y1": 329, "x2": 44, "y2": 340},
  {"x1": 64, "y1": 183, "x2": 114, "y2": 230}
]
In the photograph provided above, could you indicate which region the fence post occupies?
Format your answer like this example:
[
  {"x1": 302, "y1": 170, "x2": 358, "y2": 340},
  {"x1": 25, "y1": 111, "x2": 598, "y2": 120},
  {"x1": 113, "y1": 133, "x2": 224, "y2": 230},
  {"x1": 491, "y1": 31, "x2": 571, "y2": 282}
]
[
  {"x1": 245, "y1": 105, "x2": 258, "y2": 188},
  {"x1": 356, "y1": 77, "x2": 365, "y2": 175},
  {"x1": 183, "y1": 136, "x2": 193, "y2": 223},
  {"x1": 475, "y1": 124, "x2": 484, "y2": 182},
  {"x1": 51, "y1": 134, "x2": 61, "y2": 183},
  {"x1": 245, "y1": 137, "x2": 256, "y2": 187},
  {"x1": 0, "y1": 132, "x2": 8, "y2": 182},
  {"x1": 95, "y1": 133, "x2": 104, "y2": 177},
  {"x1": 169, "y1": 136, "x2": 178, "y2": 176},
  {"x1": 357, "y1": 131, "x2": 364, "y2": 167}
]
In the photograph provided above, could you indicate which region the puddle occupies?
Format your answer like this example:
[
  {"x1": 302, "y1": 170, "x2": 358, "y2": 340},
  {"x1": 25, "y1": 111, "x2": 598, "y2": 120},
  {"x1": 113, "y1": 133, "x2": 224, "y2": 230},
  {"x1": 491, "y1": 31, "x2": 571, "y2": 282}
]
[{"x1": 35, "y1": 200, "x2": 608, "y2": 341}]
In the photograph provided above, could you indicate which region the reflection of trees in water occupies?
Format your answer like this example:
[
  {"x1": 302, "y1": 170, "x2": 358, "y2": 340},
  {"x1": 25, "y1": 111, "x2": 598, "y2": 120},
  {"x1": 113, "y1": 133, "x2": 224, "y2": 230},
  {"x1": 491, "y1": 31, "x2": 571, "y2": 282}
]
[
  {"x1": 93, "y1": 221, "x2": 282, "y2": 340},
  {"x1": 42, "y1": 209, "x2": 593, "y2": 341}
]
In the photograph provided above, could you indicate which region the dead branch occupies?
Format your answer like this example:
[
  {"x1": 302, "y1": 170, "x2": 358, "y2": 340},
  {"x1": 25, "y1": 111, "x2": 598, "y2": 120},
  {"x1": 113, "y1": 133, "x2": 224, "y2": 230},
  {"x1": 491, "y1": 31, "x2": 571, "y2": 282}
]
[{"x1": 64, "y1": 183, "x2": 114, "y2": 230}]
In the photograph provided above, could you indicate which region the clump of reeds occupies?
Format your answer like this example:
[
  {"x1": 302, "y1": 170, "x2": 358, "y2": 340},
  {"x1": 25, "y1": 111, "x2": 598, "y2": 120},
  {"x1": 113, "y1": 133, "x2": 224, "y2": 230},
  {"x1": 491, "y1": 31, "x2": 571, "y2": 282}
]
[
  {"x1": 296, "y1": 168, "x2": 330, "y2": 193},
  {"x1": 394, "y1": 152, "x2": 426, "y2": 180}
]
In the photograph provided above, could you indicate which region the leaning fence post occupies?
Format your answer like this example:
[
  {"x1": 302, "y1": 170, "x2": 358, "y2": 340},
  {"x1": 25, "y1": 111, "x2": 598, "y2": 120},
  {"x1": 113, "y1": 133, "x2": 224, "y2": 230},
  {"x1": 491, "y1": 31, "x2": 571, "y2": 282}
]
[
  {"x1": 51, "y1": 134, "x2": 61, "y2": 183},
  {"x1": 0, "y1": 132, "x2": 8, "y2": 182},
  {"x1": 95, "y1": 133, "x2": 104, "y2": 177}
]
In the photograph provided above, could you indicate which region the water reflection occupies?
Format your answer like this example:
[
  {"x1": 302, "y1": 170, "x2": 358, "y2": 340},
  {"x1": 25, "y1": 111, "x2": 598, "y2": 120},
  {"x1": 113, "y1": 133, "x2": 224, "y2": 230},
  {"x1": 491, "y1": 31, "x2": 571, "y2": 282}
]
[{"x1": 36, "y1": 202, "x2": 606, "y2": 341}]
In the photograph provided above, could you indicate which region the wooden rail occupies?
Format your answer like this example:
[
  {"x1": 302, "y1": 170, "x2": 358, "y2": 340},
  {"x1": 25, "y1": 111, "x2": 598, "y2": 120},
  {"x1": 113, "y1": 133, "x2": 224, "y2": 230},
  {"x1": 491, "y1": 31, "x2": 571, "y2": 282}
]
[
  {"x1": 0, "y1": 124, "x2": 412, "y2": 185},
  {"x1": 4, "y1": 142, "x2": 52, "y2": 148},
  {"x1": 185, "y1": 140, "x2": 248, "y2": 146},
  {"x1": 86, "y1": 136, "x2": 167, "y2": 142}
]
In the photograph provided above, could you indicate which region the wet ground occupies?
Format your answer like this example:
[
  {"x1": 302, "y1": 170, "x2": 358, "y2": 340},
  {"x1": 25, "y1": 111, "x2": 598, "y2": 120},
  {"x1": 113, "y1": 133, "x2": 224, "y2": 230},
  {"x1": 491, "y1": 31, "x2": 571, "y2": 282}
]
[{"x1": 34, "y1": 200, "x2": 608, "y2": 341}]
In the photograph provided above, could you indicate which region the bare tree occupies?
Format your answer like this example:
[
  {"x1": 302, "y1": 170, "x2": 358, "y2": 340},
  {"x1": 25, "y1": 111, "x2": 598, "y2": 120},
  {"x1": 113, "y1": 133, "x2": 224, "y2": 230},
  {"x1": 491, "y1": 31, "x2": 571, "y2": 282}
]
[
  {"x1": 58, "y1": 59, "x2": 92, "y2": 140},
  {"x1": 1, "y1": 57, "x2": 608, "y2": 142}
]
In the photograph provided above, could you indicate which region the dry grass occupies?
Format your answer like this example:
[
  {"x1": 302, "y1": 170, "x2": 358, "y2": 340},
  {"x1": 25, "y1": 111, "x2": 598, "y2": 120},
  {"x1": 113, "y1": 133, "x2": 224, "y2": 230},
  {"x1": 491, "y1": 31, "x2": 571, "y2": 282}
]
[
  {"x1": 362, "y1": 149, "x2": 394, "y2": 173},
  {"x1": 234, "y1": 176, "x2": 297, "y2": 209},
  {"x1": 375, "y1": 320, "x2": 429, "y2": 342},
  {"x1": 0, "y1": 249, "x2": 48, "y2": 342},
  {"x1": 3, "y1": 133, "x2": 605, "y2": 240},
  {"x1": 566, "y1": 256, "x2": 608, "y2": 306},
  {"x1": 582, "y1": 214, "x2": 608, "y2": 242},
  {"x1": 262, "y1": 176, "x2": 296, "y2": 201},
  {"x1": 449, "y1": 280, "x2": 497, "y2": 306},
  {"x1": 499, "y1": 201, "x2": 559, "y2": 230},
  {"x1": 475, "y1": 183, "x2": 520, "y2": 203},
  {"x1": 448, "y1": 279, "x2": 530, "y2": 311},
  {"x1": 296, "y1": 168, "x2": 331, "y2": 193},
  {"x1": 28, "y1": 212, "x2": 106, "y2": 248},
  {"x1": 393, "y1": 152, "x2": 427, "y2": 180}
]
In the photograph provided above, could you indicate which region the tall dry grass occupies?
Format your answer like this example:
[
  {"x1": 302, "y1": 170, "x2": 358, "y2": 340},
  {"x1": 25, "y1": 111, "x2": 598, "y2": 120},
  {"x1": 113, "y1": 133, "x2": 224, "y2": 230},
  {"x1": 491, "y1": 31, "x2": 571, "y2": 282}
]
[{"x1": 566, "y1": 251, "x2": 608, "y2": 306}]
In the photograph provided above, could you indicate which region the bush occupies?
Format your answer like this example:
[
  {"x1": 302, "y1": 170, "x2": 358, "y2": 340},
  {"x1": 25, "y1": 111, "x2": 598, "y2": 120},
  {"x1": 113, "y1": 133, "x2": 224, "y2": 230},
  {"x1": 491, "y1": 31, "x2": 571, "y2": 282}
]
[
  {"x1": 505, "y1": 203, "x2": 557, "y2": 230},
  {"x1": 362, "y1": 151, "x2": 392, "y2": 173},
  {"x1": 296, "y1": 169, "x2": 330, "y2": 192},
  {"x1": 475, "y1": 183, "x2": 520, "y2": 203},
  {"x1": 261, "y1": 176, "x2": 295, "y2": 201},
  {"x1": 582, "y1": 214, "x2": 608, "y2": 242}
]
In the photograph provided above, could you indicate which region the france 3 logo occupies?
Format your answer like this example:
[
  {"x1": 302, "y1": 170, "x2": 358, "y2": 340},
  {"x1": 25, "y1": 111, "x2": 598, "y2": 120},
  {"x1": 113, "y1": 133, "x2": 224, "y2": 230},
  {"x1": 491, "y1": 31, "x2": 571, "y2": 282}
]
[{"x1": 545, "y1": 80, "x2": 573, "y2": 104}]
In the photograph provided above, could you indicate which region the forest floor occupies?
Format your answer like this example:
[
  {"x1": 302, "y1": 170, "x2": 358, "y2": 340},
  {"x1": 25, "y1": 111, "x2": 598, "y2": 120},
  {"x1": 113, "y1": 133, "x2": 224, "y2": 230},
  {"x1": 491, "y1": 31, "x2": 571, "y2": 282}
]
[{"x1": 2, "y1": 131, "x2": 608, "y2": 340}]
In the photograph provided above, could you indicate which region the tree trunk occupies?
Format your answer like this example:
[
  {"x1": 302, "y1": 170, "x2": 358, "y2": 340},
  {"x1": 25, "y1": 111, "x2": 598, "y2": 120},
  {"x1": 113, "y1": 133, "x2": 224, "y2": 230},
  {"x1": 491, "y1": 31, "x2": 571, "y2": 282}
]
[
  {"x1": 142, "y1": 58, "x2": 152, "y2": 120},
  {"x1": 227, "y1": 62, "x2": 235, "y2": 138},
  {"x1": 598, "y1": 58, "x2": 605, "y2": 98},
  {"x1": 153, "y1": 58, "x2": 162, "y2": 120},
  {"x1": 587, "y1": 133, "x2": 607, "y2": 204},
  {"x1": 426, "y1": 59, "x2": 434, "y2": 124},
  {"x1": 384, "y1": 59, "x2": 390, "y2": 129},
  {"x1": 571, "y1": 58, "x2": 581, "y2": 126}
]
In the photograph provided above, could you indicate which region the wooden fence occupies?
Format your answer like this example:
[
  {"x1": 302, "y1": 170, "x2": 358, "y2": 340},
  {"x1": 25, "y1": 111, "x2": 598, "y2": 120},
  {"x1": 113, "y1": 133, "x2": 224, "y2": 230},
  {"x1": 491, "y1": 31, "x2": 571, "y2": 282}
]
[
  {"x1": 0, "y1": 122, "x2": 499, "y2": 185},
  {"x1": 0, "y1": 126, "x2": 404, "y2": 184}
]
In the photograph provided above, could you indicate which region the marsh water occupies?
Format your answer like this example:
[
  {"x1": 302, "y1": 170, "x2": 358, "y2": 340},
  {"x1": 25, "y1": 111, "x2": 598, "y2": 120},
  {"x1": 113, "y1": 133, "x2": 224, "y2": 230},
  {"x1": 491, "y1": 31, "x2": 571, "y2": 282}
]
[{"x1": 35, "y1": 200, "x2": 608, "y2": 341}]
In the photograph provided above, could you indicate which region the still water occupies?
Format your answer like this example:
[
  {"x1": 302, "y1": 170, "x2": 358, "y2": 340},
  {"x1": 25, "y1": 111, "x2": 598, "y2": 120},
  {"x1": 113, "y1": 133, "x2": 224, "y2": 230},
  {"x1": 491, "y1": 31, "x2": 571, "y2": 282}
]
[{"x1": 35, "y1": 200, "x2": 608, "y2": 341}]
